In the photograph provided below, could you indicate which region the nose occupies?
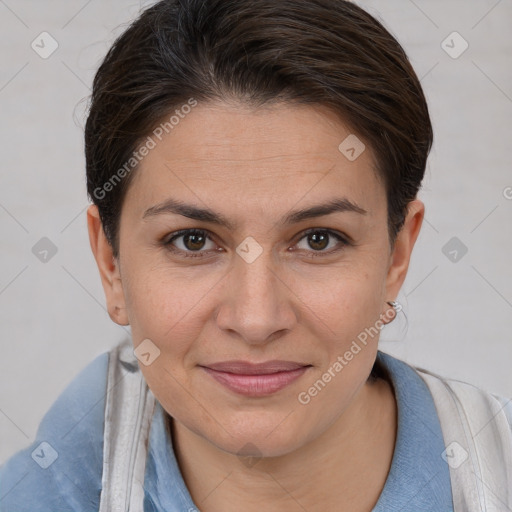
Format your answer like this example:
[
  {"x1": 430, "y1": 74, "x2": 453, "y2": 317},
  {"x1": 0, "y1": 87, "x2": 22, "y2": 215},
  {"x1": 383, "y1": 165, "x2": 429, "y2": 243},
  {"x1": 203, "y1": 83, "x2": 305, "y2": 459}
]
[{"x1": 214, "y1": 247, "x2": 298, "y2": 345}]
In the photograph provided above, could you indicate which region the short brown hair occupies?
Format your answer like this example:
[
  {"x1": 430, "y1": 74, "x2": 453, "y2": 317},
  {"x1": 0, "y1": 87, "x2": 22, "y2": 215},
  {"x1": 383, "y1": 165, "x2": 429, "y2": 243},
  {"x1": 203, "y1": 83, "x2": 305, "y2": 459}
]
[{"x1": 85, "y1": 0, "x2": 433, "y2": 258}]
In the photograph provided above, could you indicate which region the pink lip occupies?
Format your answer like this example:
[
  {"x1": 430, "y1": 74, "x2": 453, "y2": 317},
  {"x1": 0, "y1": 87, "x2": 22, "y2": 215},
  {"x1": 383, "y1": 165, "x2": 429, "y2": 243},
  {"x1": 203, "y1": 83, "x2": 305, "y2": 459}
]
[{"x1": 200, "y1": 360, "x2": 311, "y2": 397}]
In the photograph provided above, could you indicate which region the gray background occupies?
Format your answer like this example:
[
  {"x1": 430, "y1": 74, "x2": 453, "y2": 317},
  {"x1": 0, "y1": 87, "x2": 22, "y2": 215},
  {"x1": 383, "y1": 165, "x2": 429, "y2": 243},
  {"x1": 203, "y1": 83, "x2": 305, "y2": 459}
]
[{"x1": 0, "y1": 0, "x2": 511, "y2": 464}]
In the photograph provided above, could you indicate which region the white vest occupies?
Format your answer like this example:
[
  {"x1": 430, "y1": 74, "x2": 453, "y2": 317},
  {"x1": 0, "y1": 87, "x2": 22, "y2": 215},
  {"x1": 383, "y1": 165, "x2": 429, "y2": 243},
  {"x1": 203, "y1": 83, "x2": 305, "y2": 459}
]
[{"x1": 99, "y1": 339, "x2": 512, "y2": 511}]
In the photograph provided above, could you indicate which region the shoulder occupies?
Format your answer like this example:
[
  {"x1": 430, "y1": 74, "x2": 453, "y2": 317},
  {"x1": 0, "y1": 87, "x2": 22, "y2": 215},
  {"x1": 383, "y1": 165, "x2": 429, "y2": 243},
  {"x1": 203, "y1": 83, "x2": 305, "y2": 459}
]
[
  {"x1": 414, "y1": 364, "x2": 512, "y2": 429},
  {"x1": 377, "y1": 350, "x2": 512, "y2": 434},
  {"x1": 0, "y1": 350, "x2": 110, "y2": 512},
  {"x1": 412, "y1": 365, "x2": 512, "y2": 503},
  {"x1": 491, "y1": 393, "x2": 512, "y2": 430}
]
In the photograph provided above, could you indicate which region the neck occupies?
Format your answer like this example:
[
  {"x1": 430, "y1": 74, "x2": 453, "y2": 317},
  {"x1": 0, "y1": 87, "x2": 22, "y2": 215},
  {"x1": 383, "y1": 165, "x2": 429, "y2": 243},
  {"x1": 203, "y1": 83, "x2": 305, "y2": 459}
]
[{"x1": 170, "y1": 376, "x2": 397, "y2": 512}]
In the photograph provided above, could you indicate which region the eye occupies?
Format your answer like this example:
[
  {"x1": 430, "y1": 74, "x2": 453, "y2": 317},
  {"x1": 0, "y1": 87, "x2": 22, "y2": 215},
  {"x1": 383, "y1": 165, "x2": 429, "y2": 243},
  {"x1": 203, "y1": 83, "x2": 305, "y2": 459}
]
[
  {"x1": 164, "y1": 229, "x2": 219, "y2": 258},
  {"x1": 293, "y1": 228, "x2": 350, "y2": 257},
  {"x1": 163, "y1": 227, "x2": 351, "y2": 260}
]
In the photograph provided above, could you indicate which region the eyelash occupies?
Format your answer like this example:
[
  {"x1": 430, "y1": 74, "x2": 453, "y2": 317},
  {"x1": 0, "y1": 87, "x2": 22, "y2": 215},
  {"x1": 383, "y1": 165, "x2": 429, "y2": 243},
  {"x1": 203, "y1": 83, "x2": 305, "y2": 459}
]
[{"x1": 163, "y1": 228, "x2": 352, "y2": 259}]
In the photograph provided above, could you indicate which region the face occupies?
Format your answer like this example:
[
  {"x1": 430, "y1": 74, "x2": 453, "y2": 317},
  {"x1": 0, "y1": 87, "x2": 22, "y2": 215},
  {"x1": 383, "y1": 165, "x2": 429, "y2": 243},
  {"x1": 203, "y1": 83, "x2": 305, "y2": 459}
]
[{"x1": 88, "y1": 100, "x2": 423, "y2": 458}]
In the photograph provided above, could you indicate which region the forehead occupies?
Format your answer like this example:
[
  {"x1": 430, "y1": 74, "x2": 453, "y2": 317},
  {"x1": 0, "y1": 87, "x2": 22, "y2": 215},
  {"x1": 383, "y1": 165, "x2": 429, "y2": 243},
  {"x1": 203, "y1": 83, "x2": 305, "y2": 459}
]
[{"x1": 125, "y1": 101, "x2": 385, "y2": 220}]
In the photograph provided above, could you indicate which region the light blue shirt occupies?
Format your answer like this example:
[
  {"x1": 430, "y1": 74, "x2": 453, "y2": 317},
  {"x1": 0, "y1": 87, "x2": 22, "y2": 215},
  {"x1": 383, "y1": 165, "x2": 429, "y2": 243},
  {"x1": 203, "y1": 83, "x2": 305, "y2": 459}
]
[{"x1": 0, "y1": 349, "x2": 454, "y2": 511}]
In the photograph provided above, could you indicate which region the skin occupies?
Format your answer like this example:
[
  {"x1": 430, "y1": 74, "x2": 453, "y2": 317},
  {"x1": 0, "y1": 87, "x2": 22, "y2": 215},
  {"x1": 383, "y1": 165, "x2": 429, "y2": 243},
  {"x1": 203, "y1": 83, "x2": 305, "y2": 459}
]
[{"x1": 88, "y1": 100, "x2": 424, "y2": 512}]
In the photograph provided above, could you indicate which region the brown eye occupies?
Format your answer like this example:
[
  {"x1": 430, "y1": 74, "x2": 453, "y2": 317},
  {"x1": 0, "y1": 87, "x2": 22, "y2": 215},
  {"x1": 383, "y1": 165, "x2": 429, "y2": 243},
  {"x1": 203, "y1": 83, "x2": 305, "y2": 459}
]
[
  {"x1": 306, "y1": 231, "x2": 329, "y2": 251},
  {"x1": 165, "y1": 229, "x2": 217, "y2": 257},
  {"x1": 295, "y1": 229, "x2": 350, "y2": 256},
  {"x1": 182, "y1": 231, "x2": 206, "y2": 251}
]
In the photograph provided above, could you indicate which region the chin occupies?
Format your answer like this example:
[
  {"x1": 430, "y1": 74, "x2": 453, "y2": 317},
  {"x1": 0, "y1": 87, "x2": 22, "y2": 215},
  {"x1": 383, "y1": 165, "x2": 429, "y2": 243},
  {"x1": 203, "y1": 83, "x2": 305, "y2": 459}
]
[
  {"x1": 219, "y1": 435, "x2": 305, "y2": 461},
  {"x1": 202, "y1": 413, "x2": 311, "y2": 460}
]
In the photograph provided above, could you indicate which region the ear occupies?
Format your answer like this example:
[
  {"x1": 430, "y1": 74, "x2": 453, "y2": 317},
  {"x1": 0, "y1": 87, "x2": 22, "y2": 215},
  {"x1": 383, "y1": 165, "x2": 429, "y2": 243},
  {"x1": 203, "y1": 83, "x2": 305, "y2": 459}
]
[
  {"x1": 87, "y1": 205, "x2": 129, "y2": 326},
  {"x1": 384, "y1": 199, "x2": 425, "y2": 306}
]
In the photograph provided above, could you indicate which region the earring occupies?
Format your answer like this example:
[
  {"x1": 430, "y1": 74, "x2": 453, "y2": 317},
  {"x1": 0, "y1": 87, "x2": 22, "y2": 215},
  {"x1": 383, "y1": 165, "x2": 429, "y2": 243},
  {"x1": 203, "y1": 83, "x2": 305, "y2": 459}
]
[{"x1": 383, "y1": 300, "x2": 401, "y2": 324}]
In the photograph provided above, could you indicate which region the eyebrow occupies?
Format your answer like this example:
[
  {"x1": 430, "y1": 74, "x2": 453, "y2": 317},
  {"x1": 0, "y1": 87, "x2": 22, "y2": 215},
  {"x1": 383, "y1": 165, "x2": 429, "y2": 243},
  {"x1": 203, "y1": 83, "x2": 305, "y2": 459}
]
[{"x1": 142, "y1": 197, "x2": 367, "y2": 229}]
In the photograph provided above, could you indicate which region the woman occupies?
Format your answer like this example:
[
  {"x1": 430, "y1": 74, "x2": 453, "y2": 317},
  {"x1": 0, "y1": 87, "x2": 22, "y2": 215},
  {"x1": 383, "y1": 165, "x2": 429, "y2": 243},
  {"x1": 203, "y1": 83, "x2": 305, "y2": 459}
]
[{"x1": 1, "y1": 0, "x2": 511, "y2": 511}]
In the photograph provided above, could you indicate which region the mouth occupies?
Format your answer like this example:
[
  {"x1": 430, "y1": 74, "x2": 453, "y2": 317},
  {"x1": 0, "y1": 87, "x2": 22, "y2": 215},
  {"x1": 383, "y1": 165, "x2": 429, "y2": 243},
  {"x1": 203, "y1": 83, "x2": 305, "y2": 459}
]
[{"x1": 199, "y1": 360, "x2": 312, "y2": 397}]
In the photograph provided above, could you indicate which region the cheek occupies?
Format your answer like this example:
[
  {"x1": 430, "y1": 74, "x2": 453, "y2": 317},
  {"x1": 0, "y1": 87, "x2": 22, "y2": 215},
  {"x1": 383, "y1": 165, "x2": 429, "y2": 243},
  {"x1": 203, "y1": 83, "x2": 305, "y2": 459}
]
[
  {"x1": 294, "y1": 269, "x2": 385, "y2": 414},
  {"x1": 122, "y1": 259, "x2": 221, "y2": 343},
  {"x1": 123, "y1": 266, "x2": 208, "y2": 424},
  {"x1": 294, "y1": 260, "x2": 386, "y2": 341}
]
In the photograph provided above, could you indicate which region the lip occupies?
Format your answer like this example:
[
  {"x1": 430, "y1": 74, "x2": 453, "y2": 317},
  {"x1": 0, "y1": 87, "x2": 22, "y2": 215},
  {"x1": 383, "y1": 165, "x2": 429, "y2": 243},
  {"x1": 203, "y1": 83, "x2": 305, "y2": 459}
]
[{"x1": 200, "y1": 360, "x2": 311, "y2": 397}]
